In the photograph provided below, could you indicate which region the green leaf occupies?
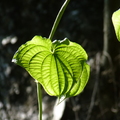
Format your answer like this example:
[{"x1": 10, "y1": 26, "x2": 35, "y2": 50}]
[
  {"x1": 112, "y1": 9, "x2": 120, "y2": 41},
  {"x1": 12, "y1": 36, "x2": 90, "y2": 98},
  {"x1": 66, "y1": 62, "x2": 90, "y2": 97}
]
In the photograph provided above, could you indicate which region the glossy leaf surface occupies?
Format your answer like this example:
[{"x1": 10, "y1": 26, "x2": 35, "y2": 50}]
[{"x1": 12, "y1": 36, "x2": 90, "y2": 98}]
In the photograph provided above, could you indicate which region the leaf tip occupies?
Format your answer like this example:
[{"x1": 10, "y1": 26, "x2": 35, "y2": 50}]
[
  {"x1": 57, "y1": 95, "x2": 66, "y2": 105},
  {"x1": 12, "y1": 58, "x2": 17, "y2": 63}
]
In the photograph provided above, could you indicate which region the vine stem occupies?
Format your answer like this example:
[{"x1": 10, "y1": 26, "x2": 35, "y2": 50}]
[
  {"x1": 37, "y1": 0, "x2": 71, "y2": 120},
  {"x1": 49, "y1": 0, "x2": 71, "y2": 40},
  {"x1": 37, "y1": 82, "x2": 42, "y2": 120}
]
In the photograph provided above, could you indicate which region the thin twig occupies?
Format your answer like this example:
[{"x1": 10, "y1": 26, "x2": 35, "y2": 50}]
[{"x1": 86, "y1": 53, "x2": 101, "y2": 120}]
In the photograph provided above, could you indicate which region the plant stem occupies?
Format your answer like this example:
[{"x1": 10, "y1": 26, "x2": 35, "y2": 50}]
[
  {"x1": 37, "y1": 1, "x2": 71, "y2": 120},
  {"x1": 37, "y1": 82, "x2": 42, "y2": 120},
  {"x1": 49, "y1": 0, "x2": 71, "y2": 40}
]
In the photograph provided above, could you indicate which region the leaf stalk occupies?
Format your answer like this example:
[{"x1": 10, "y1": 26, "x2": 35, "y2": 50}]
[
  {"x1": 49, "y1": 0, "x2": 71, "y2": 40},
  {"x1": 37, "y1": 82, "x2": 42, "y2": 120}
]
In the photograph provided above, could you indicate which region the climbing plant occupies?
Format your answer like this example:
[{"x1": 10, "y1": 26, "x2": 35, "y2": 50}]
[{"x1": 12, "y1": 0, "x2": 90, "y2": 120}]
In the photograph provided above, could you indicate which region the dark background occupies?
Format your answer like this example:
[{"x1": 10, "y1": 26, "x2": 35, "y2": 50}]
[{"x1": 0, "y1": 0, "x2": 120, "y2": 120}]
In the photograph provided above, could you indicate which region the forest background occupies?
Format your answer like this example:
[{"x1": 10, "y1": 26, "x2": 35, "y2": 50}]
[{"x1": 0, "y1": 0, "x2": 120, "y2": 120}]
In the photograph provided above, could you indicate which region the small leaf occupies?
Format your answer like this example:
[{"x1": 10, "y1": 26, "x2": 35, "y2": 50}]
[
  {"x1": 112, "y1": 9, "x2": 120, "y2": 41},
  {"x1": 12, "y1": 36, "x2": 90, "y2": 98}
]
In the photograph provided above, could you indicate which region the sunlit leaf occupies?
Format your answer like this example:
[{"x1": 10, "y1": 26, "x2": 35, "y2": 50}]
[
  {"x1": 12, "y1": 36, "x2": 90, "y2": 98},
  {"x1": 112, "y1": 9, "x2": 120, "y2": 41},
  {"x1": 66, "y1": 62, "x2": 90, "y2": 97}
]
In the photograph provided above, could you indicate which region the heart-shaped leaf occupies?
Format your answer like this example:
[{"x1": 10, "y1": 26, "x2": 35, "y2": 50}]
[
  {"x1": 112, "y1": 9, "x2": 120, "y2": 41},
  {"x1": 12, "y1": 36, "x2": 90, "y2": 98}
]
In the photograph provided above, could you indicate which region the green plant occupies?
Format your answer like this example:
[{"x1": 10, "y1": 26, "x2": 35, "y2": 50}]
[
  {"x1": 12, "y1": 0, "x2": 90, "y2": 120},
  {"x1": 112, "y1": 8, "x2": 120, "y2": 41}
]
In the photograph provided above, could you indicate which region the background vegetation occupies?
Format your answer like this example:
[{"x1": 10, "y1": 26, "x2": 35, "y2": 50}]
[{"x1": 0, "y1": 0, "x2": 120, "y2": 120}]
